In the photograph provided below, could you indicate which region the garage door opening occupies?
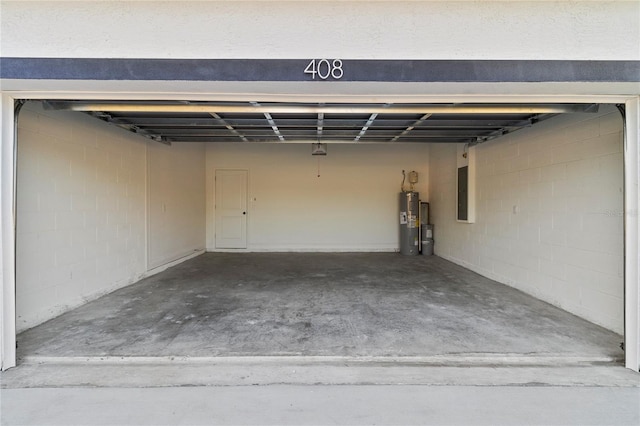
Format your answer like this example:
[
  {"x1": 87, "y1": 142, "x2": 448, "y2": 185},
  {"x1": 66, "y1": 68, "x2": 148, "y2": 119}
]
[{"x1": 13, "y1": 100, "x2": 626, "y2": 368}]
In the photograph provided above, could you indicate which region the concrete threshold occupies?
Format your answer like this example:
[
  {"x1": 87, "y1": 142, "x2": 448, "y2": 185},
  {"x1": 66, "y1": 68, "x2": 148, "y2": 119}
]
[
  {"x1": 3, "y1": 355, "x2": 637, "y2": 389},
  {"x1": 3, "y1": 386, "x2": 640, "y2": 426},
  {"x1": 18, "y1": 353, "x2": 624, "y2": 367}
]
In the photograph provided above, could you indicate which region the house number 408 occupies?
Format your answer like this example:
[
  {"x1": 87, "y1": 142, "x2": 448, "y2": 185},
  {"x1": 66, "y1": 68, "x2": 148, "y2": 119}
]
[{"x1": 304, "y1": 59, "x2": 344, "y2": 80}]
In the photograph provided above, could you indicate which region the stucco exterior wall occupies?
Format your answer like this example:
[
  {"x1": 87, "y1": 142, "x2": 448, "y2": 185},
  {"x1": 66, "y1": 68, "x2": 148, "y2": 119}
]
[{"x1": 2, "y1": 1, "x2": 638, "y2": 60}]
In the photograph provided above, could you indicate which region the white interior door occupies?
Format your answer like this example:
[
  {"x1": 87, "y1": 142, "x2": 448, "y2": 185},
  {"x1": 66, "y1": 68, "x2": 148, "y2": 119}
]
[{"x1": 215, "y1": 170, "x2": 248, "y2": 249}]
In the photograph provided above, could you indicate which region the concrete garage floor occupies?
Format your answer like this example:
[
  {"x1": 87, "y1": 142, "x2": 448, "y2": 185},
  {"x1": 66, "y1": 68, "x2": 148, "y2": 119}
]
[
  {"x1": 4, "y1": 254, "x2": 639, "y2": 425},
  {"x1": 16, "y1": 253, "x2": 623, "y2": 361}
]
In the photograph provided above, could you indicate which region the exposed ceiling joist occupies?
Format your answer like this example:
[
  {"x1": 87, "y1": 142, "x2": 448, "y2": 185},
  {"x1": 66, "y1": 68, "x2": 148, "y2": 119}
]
[
  {"x1": 317, "y1": 112, "x2": 324, "y2": 139},
  {"x1": 209, "y1": 112, "x2": 248, "y2": 143},
  {"x1": 391, "y1": 113, "x2": 433, "y2": 143},
  {"x1": 251, "y1": 101, "x2": 285, "y2": 142},
  {"x1": 354, "y1": 113, "x2": 379, "y2": 142}
]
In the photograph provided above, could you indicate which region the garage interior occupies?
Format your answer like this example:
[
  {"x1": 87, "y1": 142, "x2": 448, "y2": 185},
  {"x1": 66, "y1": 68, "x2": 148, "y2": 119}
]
[
  {"x1": 14, "y1": 100, "x2": 626, "y2": 366},
  {"x1": 17, "y1": 253, "x2": 621, "y2": 362}
]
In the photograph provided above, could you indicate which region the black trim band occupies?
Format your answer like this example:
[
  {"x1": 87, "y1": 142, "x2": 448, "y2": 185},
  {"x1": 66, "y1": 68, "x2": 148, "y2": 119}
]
[{"x1": 1, "y1": 58, "x2": 638, "y2": 82}]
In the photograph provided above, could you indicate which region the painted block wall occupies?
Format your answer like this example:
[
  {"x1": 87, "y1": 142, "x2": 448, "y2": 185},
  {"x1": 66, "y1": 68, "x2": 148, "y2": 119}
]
[
  {"x1": 206, "y1": 143, "x2": 429, "y2": 252},
  {"x1": 2, "y1": 1, "x2": 638, "y2": 60},
  {"x1": 147, "y1": 142, "x2": 206, "y2": 269},
  {"x1": 15, "y1": 103, "x2": 146, "y2": 332},
  {"x1": 16, "y1": 104, "x2": 206, "y2": 332},
  {"x1": 429, "y1": 107, "x2": 624, "y2": 333}
]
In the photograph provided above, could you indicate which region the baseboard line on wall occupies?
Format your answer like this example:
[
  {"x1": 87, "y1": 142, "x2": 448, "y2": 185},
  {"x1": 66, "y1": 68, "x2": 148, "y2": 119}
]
[
  {"x1": 145, "y1": 249, "x2": 206, "y2": 278},
  {"x1": 17, "y1": 275, "x2": 145, "y2": 334},
  {"x1": 17, "y1": 249, "x2": 208, "y2": 334},
  {"x1": 436, "y1": 252, "x2": 621, "y2": 334},
  {"x1": 205, "y1": 247, "x2": 398, "y2": 253}
]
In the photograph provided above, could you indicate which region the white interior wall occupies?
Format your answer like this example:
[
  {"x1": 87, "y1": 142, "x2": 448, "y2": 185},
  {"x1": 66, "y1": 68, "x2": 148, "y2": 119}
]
[
  {"x1": 16, "y1": 103, "x2": 206, "y2": 332},
  {"x1": 147, "y1": 142, "x2": 206, "y2": 269},
  {"x1": 429, "y1": 107, "x2": 624, "y2": 333},
  {"x1": 16, "y1": 103, "x2": 147, "y2": 331},
  {"x1": 206, "y1": 143, "x2": 429, "y2": 251}
]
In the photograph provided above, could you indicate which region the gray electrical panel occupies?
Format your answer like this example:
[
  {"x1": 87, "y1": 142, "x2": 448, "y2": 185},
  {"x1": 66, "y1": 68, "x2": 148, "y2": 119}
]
[
  {"x1": 457, "y1": 166, "x2": 468, "y2": 221},
  {"x1": 399, "y1": 191, "x2": 419, "y2": 255}
]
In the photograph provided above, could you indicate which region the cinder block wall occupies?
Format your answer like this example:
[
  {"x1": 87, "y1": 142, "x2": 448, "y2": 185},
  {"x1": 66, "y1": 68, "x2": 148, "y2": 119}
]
[
  {"x1": 147, "y1": 142, "x2": 206, "y2": 269},
  {"x1": 16, "y1": 104, "x2": 147, "y2": 332},
  {"x1": 429, "y1": 106, "x2": 624, "y2": 333},
  {"x1": 16, "y1": 103, "x2": 205, "y2": 332}
]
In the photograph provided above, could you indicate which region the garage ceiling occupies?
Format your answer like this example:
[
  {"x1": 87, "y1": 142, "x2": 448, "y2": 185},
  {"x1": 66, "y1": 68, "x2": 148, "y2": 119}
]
[{"x1": 43, "y1": 101, "x2": 599, "y2": 145}]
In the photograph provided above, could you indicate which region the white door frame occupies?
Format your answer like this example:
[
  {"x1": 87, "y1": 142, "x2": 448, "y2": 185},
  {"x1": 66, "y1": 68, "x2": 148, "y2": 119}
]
[
  {"x1": 1, "y1": 91, "x2": 638, "y2": 371},
  {"x1": 215, "y1": 169, "x2": 248, "y2": 249},
  {"x1": 623, "y1": 96, "x2": 640, "y2": 371},
  {"x1": 1, "y1": 94, "x2": 17, "y2": 371}
]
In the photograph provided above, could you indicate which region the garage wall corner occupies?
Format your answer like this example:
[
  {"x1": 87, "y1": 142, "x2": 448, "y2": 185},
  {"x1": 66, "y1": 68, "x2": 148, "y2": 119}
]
[
  {"x1": 430, "y1": 107, "x2": 624, "y2": 333},
  {"x1": 147, "y1": 142, "x2": 206, "y2": 269},
  {"x1": 15, "y1": 103, "x2": 149, "y2": 332}
]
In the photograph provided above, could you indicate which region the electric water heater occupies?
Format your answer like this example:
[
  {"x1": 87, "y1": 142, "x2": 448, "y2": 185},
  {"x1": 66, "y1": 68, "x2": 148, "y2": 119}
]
[{"x1": 399, "y1": 191, "x2": 419, "y2": 255}]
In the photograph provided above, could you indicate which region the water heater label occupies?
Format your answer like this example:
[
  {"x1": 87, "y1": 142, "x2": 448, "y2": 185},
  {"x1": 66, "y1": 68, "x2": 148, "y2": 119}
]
[{"x1": 400, "y1": 212, "x2": 407, "y2": 224}]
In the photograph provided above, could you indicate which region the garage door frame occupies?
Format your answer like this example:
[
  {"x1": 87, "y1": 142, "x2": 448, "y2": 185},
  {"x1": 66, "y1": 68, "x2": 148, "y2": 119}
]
[{"x1": 1, "y1": 91, "x2": 639, "y2": 372}]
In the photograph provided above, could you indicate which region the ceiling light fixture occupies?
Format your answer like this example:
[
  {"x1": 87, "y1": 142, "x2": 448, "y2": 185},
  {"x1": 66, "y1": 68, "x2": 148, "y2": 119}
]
[{"x1": 44, "y1": 102, "x2": 600, "y2": 115}]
